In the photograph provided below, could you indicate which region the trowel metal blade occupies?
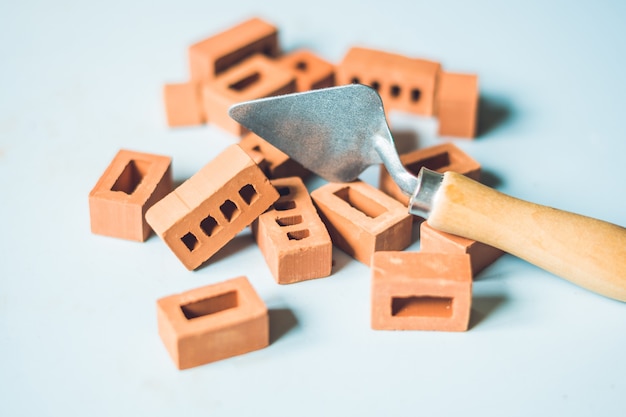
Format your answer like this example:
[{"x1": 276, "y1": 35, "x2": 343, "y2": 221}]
[{"x1": 228, "y1": 84, "x2": 386, "y2": 183}]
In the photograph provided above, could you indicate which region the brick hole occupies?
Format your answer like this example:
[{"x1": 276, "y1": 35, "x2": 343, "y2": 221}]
[
  {"x1": 406, "y1": 152, "x2": 451, "y2": 175},
  {"x1": 181, "y1": 291, "x2": 238, "y2": 320},
  {"x1": 251, "y1": 145, "x2": 262, "y2": 152},
  {"x1": 111, "y1": 159, "x2": 151, "y2": 195},
  {"x1": 391, "y1": 296, "x2": 453, "y2": 318},
  {"x1": 239, "y1": 184, "x2": 258, "y2": 205},
  {"x1": 390, "y1": 85, "x2": 401, "y2": 98},
  {"x1": 370, "y1": 81, "x2": 380, "y2": 91},
  {"x1": 333, "y1": 186, "x2": 387, "y2": 218},
  {"x1": 295, "y1": 61, "x2": 308, "y2": 71},
  {"x1": 276, "y1": 186, "x2": 291, "y2": 196},
  {"x1": 229, "y1": 72, "x2": 261, "y2": 91},
  {"x1": 410, "y1": 88, "x2": 421, "y2": 102},
  {"x1": 274, "y1": 200, "x2": 296, "y2": 211},
  {"x1": 276, "y1": 214, "x2": 303, "y2": 226},
  {"x1": 350, "y1": 76, "x2": 360, "y2": 84},
  {"x1": 181, "y1": 232, "x2": 199, "y2": 252},
  {"x1": 214, "y1": 53, "x2": 246, "y2": 75},
  {"x1": 200, "y1": 215, "x2": 221, "y2": 237},
  {"x1": 287, "y1": 229, "x2": 310, "y2": 241},
  {"x1": 220, "y1": 199, "x2": 240, "y2": 221}
]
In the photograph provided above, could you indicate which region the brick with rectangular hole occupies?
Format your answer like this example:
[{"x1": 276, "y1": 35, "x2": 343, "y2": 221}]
[
  {"x1": 371, "y1": 251, "x2": 472, "y2": 331},
  {"x1": 435, "y1": 71, "x2": 479, "y2": 138},
  {"x1": 252, "y1": 177, "x2": 332, "y2": 284},
  {"x1": 420, "y1": 221, "x2": 504, "y2": 277},
  {"x1": 89, "y1": 149, "x2": 173, "y2": 241},
  {"x1": 310, "y1": 180, "x2": 412, "y2": 265},
  {"x1": 145, "y1": 144, "x2": 279, "y2": 270},
  {"x1": 188, "y1": 17, "x2": 279, "y2": 83},
  {"x1": 163, "y1": 81, "x2": 205, "y2": 127},
  {"x1": 276, "y1": 49, "x2": 335, "y2": 92},
  {"x1": 379, "y1": 142, "x2": 481, "y2": 214},
  {"x1": 336, "y1": 47, "x2": 441, "y2": 116},
  {"x1": 239, "y1": 131, "x2": 309, "y2": 179},
  {"x1": 157, "y1": 276, "x2": 268, "y2": 370},
  {"x1": 202, "y1": 55, "x2": 296, "y2": 135}
]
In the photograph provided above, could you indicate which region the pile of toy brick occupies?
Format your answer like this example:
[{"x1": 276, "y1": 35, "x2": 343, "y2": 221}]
[{"x1": 88, "y1": 17, "x2": 503, "y2": 371}]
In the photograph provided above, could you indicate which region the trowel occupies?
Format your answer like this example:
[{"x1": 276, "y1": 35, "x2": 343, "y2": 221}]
[{"x1": 229, "y1": 84, "x2": 626, "y2": 302}]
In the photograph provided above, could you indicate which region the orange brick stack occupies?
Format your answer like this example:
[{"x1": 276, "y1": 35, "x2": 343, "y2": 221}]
[
  {"x1": 238, "y1": 132, "x2": 310, "y2": 179},
  {"x1": 202, "y1": 54, "x2": 296, "y2": 136},
  {"x1": 163, "y1": 82, "x2": 206, "y2": 127},
  {"x1": 89, "y1": 149, "x2": 173, "y2": 242},
  {"x1": 157, "y1": 276, "x2": 268, "y2": 370},
  {"x1": 276, "y1": 49, "x2": 335, "y2": 92},
  {"x1": 379, "y1": 142, "x2": 481, "y2": 218},
  {"x1": 90, "y1": 17, "x2": 496, "y2": 370},
  {"x1": 145, "y1": 144, "x2": 279, "y2": 270},
  {"x1": 435, "y1": 72, "x2": 479, "y2": 138},
  {"x1": 337, "y1": 47, "x2": 441, "y2": 117},
  {"x1": 163, "y1": 16, "x2": 335, "y2": 179},
  {"x1": 311, "y1": 180, "x2": 413, "y2": 265},
  {"x1": 336, "y1": 46, "x2": 479, "y2": 138},
  {"x1": 253, "y1": 177, "x2": 332, "y2": 284},
  {"x1": 371, "y1": 252, "x2": 472, "y2": 331},
  {"x1": 420, "y1": 221, "x2": 503, "y2": 278}
]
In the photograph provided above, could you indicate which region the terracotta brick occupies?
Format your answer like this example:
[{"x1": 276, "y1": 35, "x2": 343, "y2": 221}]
[
  {"x1": 157, "y1": 276, "x2": 268, "y2": 370},
  {"x1": 336, "y1": 46, "x2": 441, "y2": 116},
  {"x1": 253, "y1": 177, "x2": 332, "y2": 284},
  {"x1": 145, "y1": 144, "x2": 279, "y2": 270},
  {"x1": 162, "y1": 82, "x2": 205, "y2": 127},
  {"x1": 310, "y1": 180, "x2": 412, "y2": 265},
  {"x1": 276, "y1": 49, "x2": 335, "y2": 92},
  {"x1": 435, "y1": 71, "x2": 479, "y2": 138},
  {"x1": 371, "y1": 251, "x2": 472, "y2": 331},
  {"x1": 188, "y1": 17, "x2": 279, "y2": 82},
  {"x1": 239, "y1": 131, "x2": 309, "y2": 179},
  {"x1": 202, "y1": 55, "x2": 296, "y2": 135},
  {"x1": 420, "y1": 221, "x2": 504, "y2": 277},
  {"x1": 89, "y1": 149, "x2": 173, "y2": 242},
  {"x1": 379, "y1": 142, "x2": 481, "y2": 211}
]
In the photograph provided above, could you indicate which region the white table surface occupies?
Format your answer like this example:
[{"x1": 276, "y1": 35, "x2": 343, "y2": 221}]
[{"x1": 2, "y1": 1, "x2": 625, "y2": 416}]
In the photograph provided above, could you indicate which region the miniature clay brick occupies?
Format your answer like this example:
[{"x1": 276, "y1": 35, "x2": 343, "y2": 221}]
[
  {"x1": 157, "y1": 276, "x2": 268, "y2": 370},
  {"x1": 336, "y1": 46, "x2": 441, "y2": 116},
  {"x1": 163, "y1": 82, "x2": 205, "y2": 127},
  {"x1": 371, "y1": 251, "x2": 472, "y2": 331},
  {"x1": 202, "y1": 55, "x2": 296, "y2": 135},
  {"x1": 253, "y1": 177, "x2": 332, "y2": 284},
  {"x1": 89, "y1": 149, "x2": 173, "y2": 242},
  {"x1": 310, "y1": 180, "x2": 412, "y2": 265},
  {"x1": 420, "y1": 221, "x2": 504, "y2": 277},
  {"x1": 276, "y1": 49, "x2": 335, "y2": 92},
  {"x1": 145, "y1": 144, "x2": 279, "y2": 270},
  {"x1": 188, "y1": 17, "x2": 279, "y2": 82},
  {"x1": 379, "y1": 142, "x2": 481, "y2": 210},
  {"x1": 239, "y1": 131, "x2": 309, "y2": 179},
  {"x1": 435, "y1": 71, "x2": 479, "y2": 138}
]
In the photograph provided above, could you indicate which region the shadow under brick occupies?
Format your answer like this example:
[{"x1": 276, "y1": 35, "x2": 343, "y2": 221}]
[
  {"x1": 469, "y1": 295, "x2": 507, "y2": 329},
  {"x1": 269, "y1": 308, "x2": 298, "y2": 345},
  {"x1": 477, "y1": 95, "x2": 513, "y2": 137},
  {"x1": 391, "y1": 128, "x2": 421, "y2": 155},
  {"x1": 479, "y1": 168, "x2": 503, "y2": 188}
]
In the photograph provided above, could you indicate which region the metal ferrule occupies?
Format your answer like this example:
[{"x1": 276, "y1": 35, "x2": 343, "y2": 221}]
[{"x1": 409, "y1": 168, "x2": 444, "y2": 218}]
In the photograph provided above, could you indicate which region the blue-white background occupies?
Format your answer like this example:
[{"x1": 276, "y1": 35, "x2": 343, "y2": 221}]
[{"x1": 1, "y1": 1, "x2": 625, "y2": 415}]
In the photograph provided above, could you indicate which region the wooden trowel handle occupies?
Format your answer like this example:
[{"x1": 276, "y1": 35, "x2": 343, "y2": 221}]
[{"x1": 425, "y1": 171, "x2": 626, "y2": 302}]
